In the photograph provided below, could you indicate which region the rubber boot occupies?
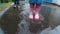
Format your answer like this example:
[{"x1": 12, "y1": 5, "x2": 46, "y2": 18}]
[
  {"x1": 35, "y1": 5, "x2": 40, "y2": 20},
  {"x1": 29, "y1": 4, "x2": 34, "y2": 19}
]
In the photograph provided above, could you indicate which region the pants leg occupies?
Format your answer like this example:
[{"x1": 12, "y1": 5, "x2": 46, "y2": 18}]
[
  {"x1": 36, "y1": 4, "x2": 41, "y2": 13},
  {"x1": 14, "y1": 0, "x2": 16, "y2": 4},
  {"x1": 29, "y1": 0, "x2": 35, "y2": 12},
  {"x1": 36, "y1": 0, "x2": 42, "y2": 13},
  {"x1": 17, "y1": 0, "x2": 19, "y2": 5},
  {"x1": 14, "y1": 0, "x2": 19, "y2": 5},
  {"x1": 30, "y1": 3, "x2": 34, "y2": 12}
]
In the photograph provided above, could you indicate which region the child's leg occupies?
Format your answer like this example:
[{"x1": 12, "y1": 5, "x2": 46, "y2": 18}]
[
  {"x1": 35, "y1": 3, "x2": 41, "y2": 19},
  {"x1": 17, "y1": 0, "x2": 20, "y2": 8},
  {"x1": 14, "y1": 0, "x2": 16, "y2": 4},
  {"x1": 36, "y1": 0, "x2": 42, "y2": 13},
  {"x1": 17, "y1": 0, "x2": 19, "y2": 5},
  {"x1": 14, "y1": 0, "x2": 17, "y2": 7},
  {"x1": 36, "y1": 4, "x2": 41, "y2": 13},
  {"x1": 29, "y1": 3, "x2": 34, "y2": 19},
  {"x1": 30, "y1": 4, "x2": 34, "y2": 13},
  {"x1": 29, "y1": 0, "x2": 35, "y2": 19},
  {"x1": 29, "y1": 0, "x2": 35, "y2": 12}
]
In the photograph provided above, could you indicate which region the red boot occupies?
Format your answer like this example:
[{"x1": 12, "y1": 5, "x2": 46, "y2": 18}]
[
  {"x1": 35, "y1": 5, "x2": 40, "y2": 20},
  {"x1": 29, "y1": 4, "x2": 34, "y2": 19}
]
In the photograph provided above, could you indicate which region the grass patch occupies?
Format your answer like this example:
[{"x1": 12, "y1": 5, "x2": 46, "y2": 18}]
[{"x1": 0, "y1": 3, "x2": 9, "y2": 10}]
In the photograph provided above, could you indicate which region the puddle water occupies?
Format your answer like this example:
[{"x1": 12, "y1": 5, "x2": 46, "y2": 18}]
[{"x1": 0, "y1": 2, "x2": 60, "y2": 34}]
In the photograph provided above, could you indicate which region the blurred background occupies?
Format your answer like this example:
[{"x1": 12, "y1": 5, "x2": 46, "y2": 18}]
[{"x1": 0, "y1": 0, "x2": 60, "y2": 34}]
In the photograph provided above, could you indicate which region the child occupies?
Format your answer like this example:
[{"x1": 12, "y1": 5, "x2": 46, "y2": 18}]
[
  {"x1": 29, "y1": 0, "x2": 42, "y2": 20},
  {"x1": 14, "y1": 0, "x2": 20, "y2": 8}
]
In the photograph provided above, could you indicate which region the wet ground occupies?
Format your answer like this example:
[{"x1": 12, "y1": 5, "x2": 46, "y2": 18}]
[
  {"x1": 0, "y1": 3, "x2": 60, "y2": 34},
  {"x1": 0, "y1": 6, "x2": 21, "y2": 34}
]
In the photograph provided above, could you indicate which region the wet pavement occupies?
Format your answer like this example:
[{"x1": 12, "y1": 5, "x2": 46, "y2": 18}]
[
  {"x1": 0, "y1": 2, "x2": 60, "y2": 34},
  {"x1": 0, "y1": 3, "x2": 14, "y2": 18},
  {"x1": 0, "y1": 6, "x2": 10, "y2": 18}
]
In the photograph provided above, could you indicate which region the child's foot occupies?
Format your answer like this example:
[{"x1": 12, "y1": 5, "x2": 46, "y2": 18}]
[
  {"x1": 29, "y1": 12, "x2": 33, "y2": 19},
  {"x1": 35, "y1": 13, "x2": 39, "y2": 20},
  {"x1": 14, "y1": 5, "x2": 16, "y2": 8}
]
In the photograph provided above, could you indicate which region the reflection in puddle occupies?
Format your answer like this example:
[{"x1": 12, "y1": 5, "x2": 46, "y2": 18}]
[{"x1": 0, "y1": 28, "x2": 4, "y2": 34}]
